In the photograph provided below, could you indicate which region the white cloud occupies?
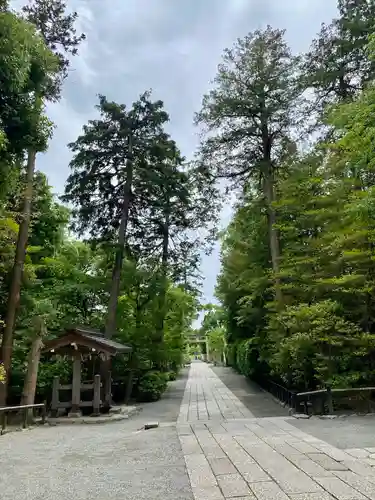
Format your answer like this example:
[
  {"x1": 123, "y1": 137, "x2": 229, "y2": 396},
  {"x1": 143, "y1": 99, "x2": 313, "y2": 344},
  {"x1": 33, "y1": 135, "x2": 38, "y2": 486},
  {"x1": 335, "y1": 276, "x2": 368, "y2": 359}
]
[
  {"x1": 67, "y1": 2, "x2": 97, "y2": 87},
  {"x1": 37, "y1": 98, "x2": 89, "y2": 195}
]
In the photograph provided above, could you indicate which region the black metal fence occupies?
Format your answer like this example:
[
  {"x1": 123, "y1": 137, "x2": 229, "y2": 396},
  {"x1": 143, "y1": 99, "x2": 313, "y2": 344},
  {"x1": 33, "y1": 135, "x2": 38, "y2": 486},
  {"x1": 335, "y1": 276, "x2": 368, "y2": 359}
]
[
  {"x1": 257, "y1": 378, "x2": 298, "y2": 411},
  {"x1": 257, "y1": 378, "x2": 375, "y2": 415}
]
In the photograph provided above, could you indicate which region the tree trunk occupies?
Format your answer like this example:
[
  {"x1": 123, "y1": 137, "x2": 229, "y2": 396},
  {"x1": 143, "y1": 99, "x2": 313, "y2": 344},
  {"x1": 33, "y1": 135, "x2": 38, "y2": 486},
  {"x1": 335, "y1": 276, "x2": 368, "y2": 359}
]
[
  {"x1": 21, "y1": 317, "x2": 46, "y2": 409},
  {"x1": 260, "y1": 102, "x2": 282, "y2": 306},
  {"x1": 102, "y1": 137, "x2": 133, "y2": 408},
  {"x1": 263, "y1": 163, "x2": 282, "y2": 304},
  {"x1": 21, "y1": 336, "x2": 44, "y2": 412},
  {"x1": 0, "y1": 148, "x2": 37, "y2": 406},
  {"x1": 155, "y1": 210, "x2": 169, "y2": 344},
  {"x1": 105, "y1": 137, "x2": 133, "y2": 338}
]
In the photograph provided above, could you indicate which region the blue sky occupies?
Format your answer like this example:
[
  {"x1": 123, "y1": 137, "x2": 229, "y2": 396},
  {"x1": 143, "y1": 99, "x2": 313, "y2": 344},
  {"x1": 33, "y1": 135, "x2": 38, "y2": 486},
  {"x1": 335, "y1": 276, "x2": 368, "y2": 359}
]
[{"x1": 27, "y1": 0, "x2": 338, "y2": 308}]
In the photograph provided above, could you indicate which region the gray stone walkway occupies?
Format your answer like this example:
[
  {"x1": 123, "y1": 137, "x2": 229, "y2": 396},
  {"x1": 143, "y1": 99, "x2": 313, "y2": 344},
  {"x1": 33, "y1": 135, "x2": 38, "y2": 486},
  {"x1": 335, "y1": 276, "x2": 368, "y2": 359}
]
[
  {"x1": 179, "y1": 362, "x2": 375, "y2": 500},
  {"x1": 178, "y1": 361, "x2": 255, "y2": 422}
]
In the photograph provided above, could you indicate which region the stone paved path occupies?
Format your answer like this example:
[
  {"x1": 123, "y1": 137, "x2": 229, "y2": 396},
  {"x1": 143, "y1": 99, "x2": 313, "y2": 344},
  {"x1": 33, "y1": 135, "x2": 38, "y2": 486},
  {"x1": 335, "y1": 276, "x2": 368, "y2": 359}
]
[
  {"x1": 178, "y1": 361, "x2": 255, "y2": 422},
  {"x1": 179, "y1": 362, "x2": 375, "y2": 500}
]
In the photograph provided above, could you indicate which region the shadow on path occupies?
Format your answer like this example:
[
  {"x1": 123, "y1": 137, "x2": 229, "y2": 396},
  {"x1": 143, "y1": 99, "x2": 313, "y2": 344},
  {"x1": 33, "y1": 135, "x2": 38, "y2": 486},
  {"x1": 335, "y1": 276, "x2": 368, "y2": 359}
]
[{"x1": 211, "y1": 365, "x2": 290, "y2": 418}]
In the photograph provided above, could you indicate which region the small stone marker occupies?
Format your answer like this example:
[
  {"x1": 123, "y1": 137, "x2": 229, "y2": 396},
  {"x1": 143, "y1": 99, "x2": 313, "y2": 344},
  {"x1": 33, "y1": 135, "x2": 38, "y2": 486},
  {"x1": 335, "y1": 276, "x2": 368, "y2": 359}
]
[{"x1": 144, "y1": 422, "x2": 159, "y2": 430}]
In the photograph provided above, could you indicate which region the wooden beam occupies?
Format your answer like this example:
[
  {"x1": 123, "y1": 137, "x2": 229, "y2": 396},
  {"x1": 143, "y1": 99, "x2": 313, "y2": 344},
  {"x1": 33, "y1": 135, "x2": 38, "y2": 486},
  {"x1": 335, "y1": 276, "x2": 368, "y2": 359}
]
[
  {"x1": 93, "y1": 374, "x2": 101, "y2": 416},
  {"x1": 51, "y1": 376, "x2": 60, "y2": 417},
  {"x1": 70, "y1": 354, "x2": 81, "y2": 414}
]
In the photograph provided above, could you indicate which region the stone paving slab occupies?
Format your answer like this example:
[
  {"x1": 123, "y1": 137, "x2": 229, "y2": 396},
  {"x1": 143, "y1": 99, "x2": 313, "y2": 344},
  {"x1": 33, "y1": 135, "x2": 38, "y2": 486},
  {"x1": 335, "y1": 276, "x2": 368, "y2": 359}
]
[
  {"x1": 184, "y1": 453, "x2": 217, "y2": 488},
  {"x1": 178, "y1": 363, "x2": 254, "y2": 424},
  {"x1": 314, "y1": 476, "x2": 367, "y2": 499},
  {"x1": 211, "y1": 366, "x2": 290, "y2": 418},
  {"x1": 179, "y1": 434, "x2": 203, "y2": 455},
  {"x1": 289, "y1": 494, "x2": 335, "y2": 500},
  {"x1": 208, "y1": 457, "x2": 237, "y2": 475},
  {"x1": 239, "y1": 463, "x2": 271, "y2": 483},
  {"x1": 333, "y1": 470, "x2": 375, "y2": 498},
  {"x1": 340, "y1": 458, "x2": 375, "y2": 481},
  {"x1": 306, "y1": 452, "x2": 349, "y2": 471},
  {"x1": 191, "y1": 485, "x2": 224, "y2": 500},
  {"x1": 288, "y1": 455, "x2": 334, "y2": 478},
  {"x1": 249, "y1": 480, "x2": 290, "y2": 500},
  {"x1": 216, "y1": 473, "x2": 252, "y2": 497}
]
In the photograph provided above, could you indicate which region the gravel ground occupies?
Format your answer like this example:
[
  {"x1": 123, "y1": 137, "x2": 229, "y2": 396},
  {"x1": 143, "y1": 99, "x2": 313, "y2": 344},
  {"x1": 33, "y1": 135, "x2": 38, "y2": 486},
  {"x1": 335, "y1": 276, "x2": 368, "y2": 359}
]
[
  {"x1": 289, "y1": 414, "x2": 375, "y2": 449},
  {"x1": 0, "y1": 369, "x2": 193, "y2": 500}
]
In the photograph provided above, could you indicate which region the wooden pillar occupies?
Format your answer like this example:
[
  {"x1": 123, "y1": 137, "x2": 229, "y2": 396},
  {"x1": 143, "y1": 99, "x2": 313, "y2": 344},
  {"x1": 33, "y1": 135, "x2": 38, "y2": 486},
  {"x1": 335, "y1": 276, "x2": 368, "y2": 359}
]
[
  {"x1": 102, "y1": 353, "x2": 112, "y2": 409},
  {"x1": 69, "y1": 353, "x2": 81, "y2": 416},
  {"x1": 326, "y1": 386, "x2": 333, "y2": 414},
  {"x1": 93, "y1": 374, "x2": 101, "y2": 416},
  {"x1": 104, "y1": 370, "x2": 112, "y2": 408},
  {"x1": 51, "y1": 376, "x2": 60, "y2": 417}
]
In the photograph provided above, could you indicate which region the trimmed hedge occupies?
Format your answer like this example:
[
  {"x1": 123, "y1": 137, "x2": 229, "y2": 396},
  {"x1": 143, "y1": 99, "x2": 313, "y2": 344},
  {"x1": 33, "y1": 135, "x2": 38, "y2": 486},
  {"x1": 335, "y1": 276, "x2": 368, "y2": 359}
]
[
  {"x1": 225, "y1": 342, "x2": 238, "y2": 368},
  {"x1": 167, "y1": 370, "x2": 177, "y2": 381},
  {"x1": 136, "y1": 371, "x2": 168, "y2": 402},
  {"x1": 236, "y1": 340, "x2": 255, "y2": 377}
]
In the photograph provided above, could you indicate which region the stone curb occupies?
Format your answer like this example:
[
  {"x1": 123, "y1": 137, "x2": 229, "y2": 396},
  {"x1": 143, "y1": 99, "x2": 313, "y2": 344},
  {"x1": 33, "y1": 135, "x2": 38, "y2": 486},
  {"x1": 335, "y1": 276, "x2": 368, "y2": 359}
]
[{"x1": 46, "y1": 406, "x2": 142, "y2": 426}]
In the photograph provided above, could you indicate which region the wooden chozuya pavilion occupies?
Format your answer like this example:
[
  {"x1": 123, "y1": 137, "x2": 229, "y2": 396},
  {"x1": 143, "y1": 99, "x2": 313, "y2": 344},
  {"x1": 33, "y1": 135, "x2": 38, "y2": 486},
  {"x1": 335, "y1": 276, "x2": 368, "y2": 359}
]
[{"x1": 43, "y1": 327, "x2": 132, "y2": 417}]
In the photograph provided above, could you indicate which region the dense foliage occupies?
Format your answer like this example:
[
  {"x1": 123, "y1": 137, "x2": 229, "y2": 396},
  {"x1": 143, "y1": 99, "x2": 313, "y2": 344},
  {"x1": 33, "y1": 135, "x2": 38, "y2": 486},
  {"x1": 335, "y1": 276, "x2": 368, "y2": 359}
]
[
  {"x1": 210, "y1": 2, "x2": 375, "y2": 391},
  {"x1": 0, "y1": 1, "x2": 208, "y2": 406},
  {"x1": 3, "y1": 0, "x2": 375, "y2": 409}
]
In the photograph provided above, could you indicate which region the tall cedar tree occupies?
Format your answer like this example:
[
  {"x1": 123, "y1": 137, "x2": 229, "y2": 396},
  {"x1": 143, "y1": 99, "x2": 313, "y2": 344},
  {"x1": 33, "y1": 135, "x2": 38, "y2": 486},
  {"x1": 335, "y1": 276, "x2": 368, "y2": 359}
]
[
  {"x1": 304, "y1": 0, "x2": 375, "y2": 113},
  {"x1": 0, "y1": 8, "x2": 57, "y2": 404},
  {"x1": 134, "y1": 138, "x2": 220, "y2": 346},
  {"x1": 0, "y1": 0, "x2": 85, "y2": 405},
  {"x1": 63, "y1": 93, "x2": 170, "y2": 343},
  {"x1": 217, "y1": 30, "x2": 375, "y2": 390},
  {"x1": 135, "y1": 139, "x2": 192, "y2": 345},
  {"x1": 196, "y1": 27, "x2": 302, "y2": 304}
]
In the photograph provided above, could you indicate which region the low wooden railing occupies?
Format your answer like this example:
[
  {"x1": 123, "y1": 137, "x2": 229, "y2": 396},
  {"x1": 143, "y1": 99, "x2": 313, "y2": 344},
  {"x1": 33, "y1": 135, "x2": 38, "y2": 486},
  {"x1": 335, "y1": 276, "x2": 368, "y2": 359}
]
[{"x1": 0, "y1": 403, "x2": 46, "y2": 434}]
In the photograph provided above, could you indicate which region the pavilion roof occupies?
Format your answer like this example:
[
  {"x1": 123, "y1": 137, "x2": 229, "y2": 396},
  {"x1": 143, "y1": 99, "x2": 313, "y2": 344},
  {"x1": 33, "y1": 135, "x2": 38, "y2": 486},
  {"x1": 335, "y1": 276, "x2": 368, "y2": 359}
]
[{"x1": 43, "y1": 327, "x2": 132, "y2": 356}]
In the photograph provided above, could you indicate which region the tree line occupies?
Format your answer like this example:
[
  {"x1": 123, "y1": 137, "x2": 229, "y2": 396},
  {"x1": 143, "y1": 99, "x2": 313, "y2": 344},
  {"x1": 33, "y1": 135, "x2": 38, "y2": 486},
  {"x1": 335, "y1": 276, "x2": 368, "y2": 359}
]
[
  {"x1": 3, "y1": 0, "x2": 374, "y2": 407},
  {"x1": 0, "y1": 0, "x2": 217, "y2": 405},
  {"x1": 199, "y1": 0, "x2": 375, "y2": 391}
]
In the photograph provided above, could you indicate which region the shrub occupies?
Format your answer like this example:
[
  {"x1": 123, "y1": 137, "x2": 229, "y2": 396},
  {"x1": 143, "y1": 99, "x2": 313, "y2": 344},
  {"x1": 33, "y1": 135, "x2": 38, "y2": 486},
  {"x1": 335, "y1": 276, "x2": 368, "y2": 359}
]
[
  {"x1": 167, "y1": 371, "x2": 177, "y2": 381},
  {"x1": 236, "y1": 339, "x2": 259, "y2": 377},
  {"x1": 225, "y1": 342, "x2": 238, "y2": 367},
  {"x1": 268, "y1": 300, "x2": 365, "y2": 390},
  {"x1": 183, "y1": 354, "x2": 191, "y2": 365},
  {"x1": 137, "y1": 371, "x2": 168, "y2": 402}
]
